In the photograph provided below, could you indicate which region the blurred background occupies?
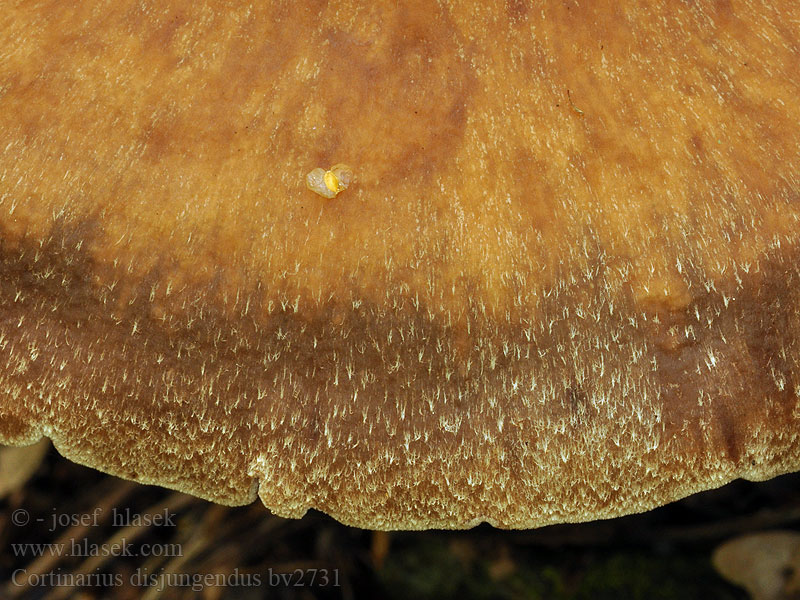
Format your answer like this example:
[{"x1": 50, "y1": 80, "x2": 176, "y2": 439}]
[{"x1": 1, "y1": 441, "x2": 798, "y2": 600}]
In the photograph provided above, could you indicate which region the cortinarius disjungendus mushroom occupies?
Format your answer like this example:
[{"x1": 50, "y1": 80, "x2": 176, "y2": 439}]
[{"x1": 0, "y1": 0, "x2": 799, "y2": 530}]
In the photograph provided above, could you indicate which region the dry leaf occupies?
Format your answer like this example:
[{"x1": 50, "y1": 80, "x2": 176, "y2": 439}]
[
  {"x1": 712, "y1": 531, "x2": 800, "y2": 600},
  {"x1": 0, "y1": 440, "x2": 49, "y2": 498}
]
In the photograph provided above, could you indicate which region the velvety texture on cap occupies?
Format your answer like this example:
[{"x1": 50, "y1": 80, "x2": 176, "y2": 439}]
[{"x1": 0, "y1": 0, "x2": 799, "y2": 530}]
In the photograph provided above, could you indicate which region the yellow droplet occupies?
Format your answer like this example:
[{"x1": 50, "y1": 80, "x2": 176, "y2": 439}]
[
  {"x1": 306, "y1": 163, "x2": 354, "y2": 198},
  {"x1": 323, "y1": 170, "x2": 340, "y2": 194}
]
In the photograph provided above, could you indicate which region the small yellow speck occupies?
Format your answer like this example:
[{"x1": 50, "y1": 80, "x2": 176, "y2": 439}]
[
  {"x1": 306, "y1": 163, "x2": 354, "y2": 198},
  {"x1": 323, "y1": 170, "x2": 340, "y2": 193}
]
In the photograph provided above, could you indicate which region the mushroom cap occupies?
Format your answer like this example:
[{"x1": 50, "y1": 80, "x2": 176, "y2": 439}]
[{"x1": 0, "y1": 0, "x2": 799, "y2": 530}]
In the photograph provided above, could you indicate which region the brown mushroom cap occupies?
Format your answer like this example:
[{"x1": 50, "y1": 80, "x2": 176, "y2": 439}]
[{"x1": 1, "y1": 1, "x2": 799, "y2": 530}]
